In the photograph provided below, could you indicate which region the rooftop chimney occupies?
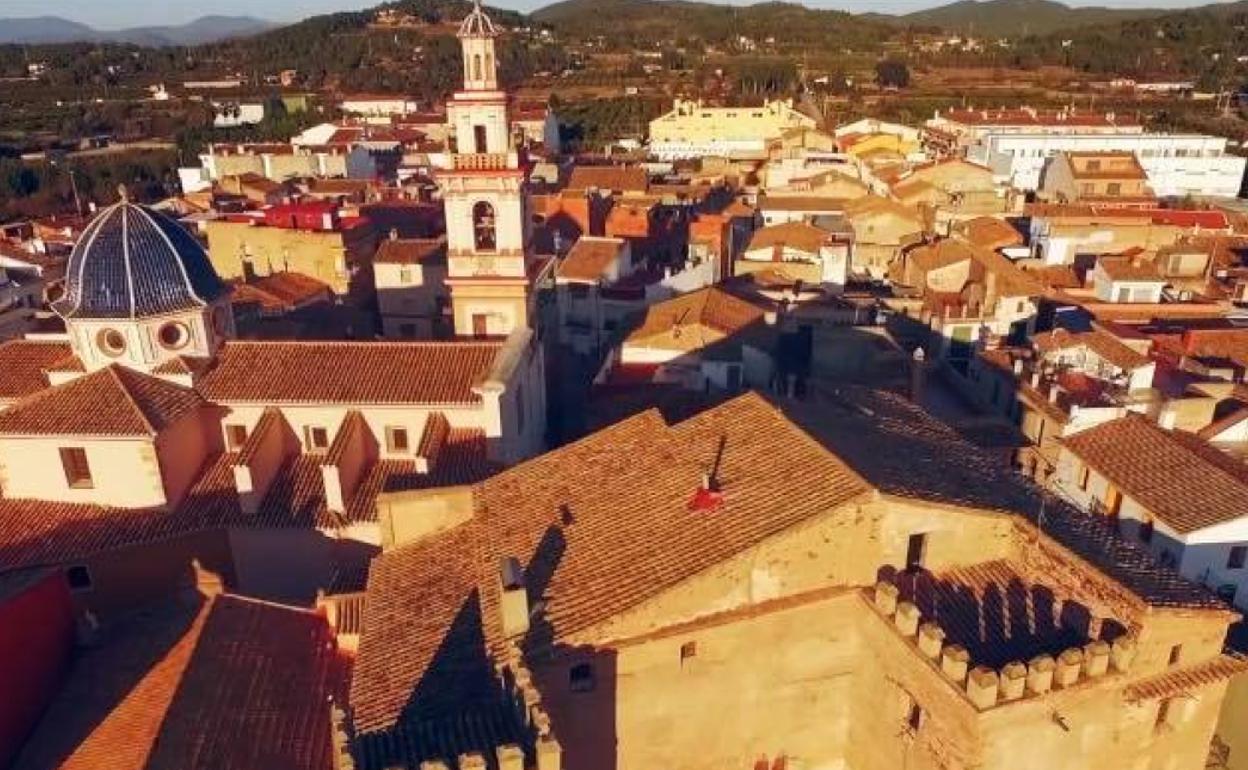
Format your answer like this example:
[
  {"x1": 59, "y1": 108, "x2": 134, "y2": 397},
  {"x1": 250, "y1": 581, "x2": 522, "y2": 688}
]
[{"x1": 499, "y1": 556, "x2": 530, "y2": 638}]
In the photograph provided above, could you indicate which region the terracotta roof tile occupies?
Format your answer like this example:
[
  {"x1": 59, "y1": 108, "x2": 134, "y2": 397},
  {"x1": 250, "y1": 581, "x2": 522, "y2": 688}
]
[
  {"x1": 352, "y1": 394, "x2": 873, "y2": 737},
  {"x1": 624, "y1": 286, "x2": 766, "y2": 353},
  {"x1": 556, "y1": 237, "x2": 626, "y2": 282},
  {"x1": 14, "y1": 594, "x2": 343, "y2": 770},
  {"x1": 1033, "y1": 328, "x2": 1151, "y2": 371},
  {"x1": 0, "y1": 340, "x2": 72, "y2": 401},
  {"x1": 0, "y1": 365, "x2": 204, "y2": 437},
  {"x1": 745, "y1": 221, "x2": 832, "y2": 255},
  {"x1": 374, "y1": 236, "x2": 447, "y2": 266},
  {"x1": 1124, "y1": 654, "x2": 1248, "y2": 702},
  {"x1": 566, "y1": 165, "x2": 648, "y2": 193},
  {"x1": 196, "y1": 341, "x2": 501, "y2": 405},
  {"x1": 1060, "y1": 415, "x2": 1248, "y2": 534},
  {"x1": 1099, "y1": 255, "x2": 1164, "y2": 282}
]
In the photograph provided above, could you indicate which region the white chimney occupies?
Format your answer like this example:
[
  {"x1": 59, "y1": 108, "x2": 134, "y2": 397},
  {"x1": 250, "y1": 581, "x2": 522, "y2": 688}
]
[{"x1": 499, "y1": 557, "x2": 530, "y2": 638}]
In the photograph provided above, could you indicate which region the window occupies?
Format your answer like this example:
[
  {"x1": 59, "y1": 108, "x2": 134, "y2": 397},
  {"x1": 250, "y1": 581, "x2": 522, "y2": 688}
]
[
  {"x1": 66, "y1": 565, "x2": 93, "y2": 592},
  {"x1": 304, "y1": 426, "x2": 329, "y2": 451},
  {"x1": 905, "y1": 533, "x2": 927, "y2": 571},
  {"x1": 907, "y1": 703, "x2": 924, "y2": 732},
  {"x1": 472, "y1": 201, "x2": 497, "y2": 251},
  {"x1": 386, "y1": 427, "x2": 410, "y2": 453},
  {"x1": 569, "y1": 663, "x2": 595, "y2": 692},
  {"x1": 1168, "y1": 644, "x2": 1183, "y2": 667},
  {"x1": 1228, "y1": 546, "x2": 1247, "y2": 570},
  {"x1": 680, "y1": 641, "x2": 697, "y2": 666},
  {"x1": 158, "y1": 321, "x2": 191, "y2": 350},
  {"x1": 474, "y1": 124, "x2": 488, "y2": 154},
  {"x1": 60, "y1": 447, "x2": 93, "y2": 489},
  {"x1": 97, "y1": 328, "x2": 127, "y2": 357},
  {"x1": 399, "y1": 267, "x2": 413, "y2": 284},
  {"x1": 1140, "y1": 517, "x2": 1154, "y2": 544},
  {"x1": 473, "y1": 53, "x2": 482, "y2": 82},
  {"x1": 1077, "y1": 464, "x2": 1091, "y2": 491},
  {"x1": 1106, "y1": 182, "x2": 1121, "y2": 196},
  {"x1": 225, "y1": 424, "x2": 248, "y2": 450},
  {"x1": 1155, "y1": 698, "x2": 1172, "y2": 733}
]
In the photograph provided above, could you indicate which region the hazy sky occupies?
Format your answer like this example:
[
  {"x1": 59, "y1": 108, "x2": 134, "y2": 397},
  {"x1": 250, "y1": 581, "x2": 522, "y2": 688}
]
[{"x1": 6, "y1": 0, "x2": 1239, "y2": 29}]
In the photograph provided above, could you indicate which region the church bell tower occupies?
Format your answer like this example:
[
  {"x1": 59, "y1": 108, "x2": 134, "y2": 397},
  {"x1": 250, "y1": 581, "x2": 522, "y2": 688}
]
[{"x1": 440, "y1": 0, "x2": 538, "y2": 338}]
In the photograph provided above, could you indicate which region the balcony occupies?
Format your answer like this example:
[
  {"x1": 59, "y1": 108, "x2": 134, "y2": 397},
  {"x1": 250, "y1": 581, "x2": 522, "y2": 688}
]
[{"x1": 453, "y1": 152, "x2": 513, "y2": 171}]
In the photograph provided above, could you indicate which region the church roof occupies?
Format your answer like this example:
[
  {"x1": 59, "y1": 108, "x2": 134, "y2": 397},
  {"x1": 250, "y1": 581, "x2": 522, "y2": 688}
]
[
  {"x1": 53, "y1": 199, "x2": 227, "y2": 320},
  {"x1": 458, "y1": 0, "x2": 498, "y2": 38},
  {"x1": 0, "y1": 365, "x2": 204, "y2": 438}
]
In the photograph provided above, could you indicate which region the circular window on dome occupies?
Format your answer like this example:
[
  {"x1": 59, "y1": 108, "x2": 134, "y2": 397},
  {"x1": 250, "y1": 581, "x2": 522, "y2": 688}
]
[
  {"x1": 158, "y1": 322, "x2": 190, "y2": 350},
  {"x1": 97, "y1": 328, "x2": 127, "y2": 357}
]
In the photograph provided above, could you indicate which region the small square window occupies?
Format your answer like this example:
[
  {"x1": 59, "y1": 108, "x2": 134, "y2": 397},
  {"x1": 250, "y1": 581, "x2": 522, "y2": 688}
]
[
  {"x1": 1228, "y1": 546, "x2": 1247, "y2": 570},
  {"x1": 60, "y1": 447, "x2": 93, "y2": 489},
  {"x1": 1168, "y1": 644, "x2": 1183, "y2": 667},
  {"x1": 569, "y1": 662, "x2": 595, "y2": 693},
  {"x1": 387, "y1": 427, "x2": 410, "y2": 453},
  {"x1": 305, "y1": 426, "x2": 329, "y2": 451},
  {"x1": 66, "y1": 565, "x2": 93, "y2": 592},
  {"x1": 680, "y1": 641, "x2": 697, "y2": 665},
  {"x1": 226, "y1": 424, "x2": 248, "y2": 450}
]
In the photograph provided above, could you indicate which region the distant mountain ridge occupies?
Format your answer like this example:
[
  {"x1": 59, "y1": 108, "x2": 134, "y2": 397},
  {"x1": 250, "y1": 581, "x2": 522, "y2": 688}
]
[
  {"x1": 873, "y1": 0, "x2": 1248, "y2": 37},
  {"x1": 0, "y1": 15, "x2": 277, "y2": 46}
]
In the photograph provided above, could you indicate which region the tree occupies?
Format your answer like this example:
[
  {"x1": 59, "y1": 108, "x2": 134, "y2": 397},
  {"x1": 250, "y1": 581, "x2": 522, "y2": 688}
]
[{"x1": 875, "y1": 59, "x2": 910, "y2": 90}]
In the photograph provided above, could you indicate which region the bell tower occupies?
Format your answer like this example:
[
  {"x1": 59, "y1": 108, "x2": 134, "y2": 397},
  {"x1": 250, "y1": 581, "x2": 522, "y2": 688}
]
[{"x1": 440, "y1": 0, "x2": 539, "y2": 338}]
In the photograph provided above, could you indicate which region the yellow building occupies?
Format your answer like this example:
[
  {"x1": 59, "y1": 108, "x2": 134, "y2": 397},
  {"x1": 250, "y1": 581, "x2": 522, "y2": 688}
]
[
  {"x1": 204, "y1": 205, "x2": 377, "y2": 298},
  {"x1": 649, "y1": 98, "x2": 817, "y2": 161}
]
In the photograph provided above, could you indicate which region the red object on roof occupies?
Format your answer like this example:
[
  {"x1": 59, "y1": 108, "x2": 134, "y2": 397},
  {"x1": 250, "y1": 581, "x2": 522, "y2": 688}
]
[
  {"x1": 687, "y1": 484, "x2": 724, "y2": 512},
  {"x1": 262, "y1": 201, "x2": 341, "y2": 231}
]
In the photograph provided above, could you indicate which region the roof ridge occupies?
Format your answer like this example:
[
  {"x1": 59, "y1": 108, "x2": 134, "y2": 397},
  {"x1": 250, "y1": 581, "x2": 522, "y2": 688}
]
[{"x1": 105, "y1": 365, "x2": 159, "y2": 436}]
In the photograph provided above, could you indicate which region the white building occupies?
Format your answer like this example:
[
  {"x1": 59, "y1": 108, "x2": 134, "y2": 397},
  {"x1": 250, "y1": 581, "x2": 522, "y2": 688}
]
[
  {"x1": 212, "y1": 102, "x2": 266, "y2": 129},
  {"x1": 1054, "y1": 415, "x2": 1248, "y2": 610},
  {"x1": 339, "y1": 95, "x2": 421, "y2": 117},
  {"x1": 968, "y1": 132, "x2": 1246, "y2": 198}
]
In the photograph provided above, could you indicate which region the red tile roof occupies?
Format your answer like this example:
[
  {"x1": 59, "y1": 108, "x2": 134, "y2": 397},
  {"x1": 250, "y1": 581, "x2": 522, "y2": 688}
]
[
  {"x1": 1061, "y1": 415, "x2": 1248, "y2": 534},
  {"x1": 625, "y1": 286, "x2": 766, "y2": 352},
  {"x1": 1124, "y1": 654, "x2": 1248, "y2": 702},
  {"x1": 352, "y1": 393, "x2": 873, "y2": 734},
  {"x1": 565, "y1": 165, "x2": 648, "y2": 193},
  {"x1": 14, "y1": 594, "x2": 343, "y2": 770},
  {"x1": 1032, "y1": 328, "x2": 1152, "y2": 371},
  {"x1": 556, "y1": 237, "x2": 626, "y2": 282},
  {"x1": 196, "y1": 341, "x2": 502, "y2": 405},
  {"x1": 374, "y1": 236, "x2": 447, "y2": 265},
  {"x1": 0, "y1": 365, "x2": 204, "y2": 437},
  {"x1": 0, "y1": 340, "x2": 73, "y2": 401},
  {"x1": 1098, "y1": 255, "x2": 1164, "y2": 282}
]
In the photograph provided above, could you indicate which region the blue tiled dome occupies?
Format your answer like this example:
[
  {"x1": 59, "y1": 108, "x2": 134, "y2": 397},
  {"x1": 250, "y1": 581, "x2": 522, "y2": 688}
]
[{"x1": 54, "y1": 200, "x2": 226, "y2": 320}]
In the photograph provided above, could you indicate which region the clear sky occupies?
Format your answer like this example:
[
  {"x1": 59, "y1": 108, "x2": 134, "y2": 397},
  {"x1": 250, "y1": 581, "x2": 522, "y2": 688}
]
[{"x1": 6, "y1": 0, "x2": 1238, "y2": 29}]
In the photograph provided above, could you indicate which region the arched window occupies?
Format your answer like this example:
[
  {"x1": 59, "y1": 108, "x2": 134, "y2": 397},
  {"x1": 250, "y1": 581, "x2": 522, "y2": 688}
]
[
  {"x1": 473, "y1": 201, "x2": 496, "y2": 251},
  {"x1": 473, "y1": 54, "x2": 483, "y2": 83},
  {"x1": 485, "y1": 53, "x2": 493, "y2": 80}
]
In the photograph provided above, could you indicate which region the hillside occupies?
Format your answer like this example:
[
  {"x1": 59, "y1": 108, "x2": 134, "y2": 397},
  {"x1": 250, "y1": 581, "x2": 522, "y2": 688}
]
[
  {"x1": 886, "y1": 0, "x2": 1166, "y2": 37},
  {"x1": 533, "y1": 0, "x2": 893, "y2": 47},
  {"x1": 0, "y1": 15, "x2": 275, "y2": 45}
]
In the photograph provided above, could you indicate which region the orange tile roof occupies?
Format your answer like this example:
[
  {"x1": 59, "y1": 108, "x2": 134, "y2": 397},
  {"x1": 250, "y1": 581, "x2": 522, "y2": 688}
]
[
  {"x1": 745, "y1": 221, "x2": 831, "y2": 255},
  {"x1": 14, "y1": 594, "x2": 343, "y2": 770},
  {"x1": 1061, "y1": 415, "x2": 1248, "y2": 534},
  {"x1": 1124, "y1": 654, "x2": 1248, "y2": 702},
  {"x1": 1033, "y1": 328, "x2": 1151, "y2": 371},
  {"x1": 566, "y1": 165, "x2": 648, "y2": 193},
  {"x1": 196, "y1": 341, "x2": 501, "y2": 405},
  {"x1": 0, "y1": 340, "x2": 73, "y2": 401},
  {"x1": 0, "y1": 365, "x2": 204, "y2": 437},
  {"x1": 624, "y1": 286, "x2": 767, "y2": 353},
  {"x1": 351, "y1": 393, "x2": 873, "y2": 736},
  {"x1": 959, "y1": 216, "x2": 1024, "y2": 250},
  {"x1": 374, "y1": 236, "x2": 447, "y2": 265},
  {"x1": 556, "y1": 237, "x2": 626, "y2": 282},
  {"x1": 1098, "y1": 255, "x2": 1164, "y2": 282}
]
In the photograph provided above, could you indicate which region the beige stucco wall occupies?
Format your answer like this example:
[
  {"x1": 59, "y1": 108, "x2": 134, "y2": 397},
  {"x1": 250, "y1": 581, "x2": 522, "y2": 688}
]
[
  {"x1": 205, "y1": 220, "x2": 372, "y2": 295},
  {"x1": 0, "y1": 435, "x2": 166, "y2": 508}
]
